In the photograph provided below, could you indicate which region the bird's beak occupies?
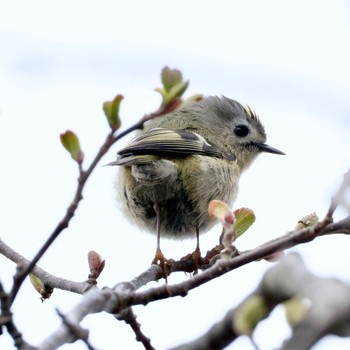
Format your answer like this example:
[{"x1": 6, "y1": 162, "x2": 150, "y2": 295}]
[{"x1": 254, "y1": 143, "x2": 285, "y2": 155}]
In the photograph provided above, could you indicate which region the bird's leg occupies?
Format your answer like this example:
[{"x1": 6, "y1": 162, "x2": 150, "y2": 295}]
[
  {"x1": 152, "y1": 205, "x2": 164, "y2": 263},
  {"x1": 152, "y1": 205, "x2": 170, "y2": 278},
  {"x1": 192, "y1": 224, "x2": 201, "y2": 274},
  {"x1": 195, "y1": 224, "x2": 200, "y2": 252}
]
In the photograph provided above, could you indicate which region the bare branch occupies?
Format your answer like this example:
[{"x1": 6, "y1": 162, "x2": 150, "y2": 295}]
[
  {"x1": 56, "y1": 309, "x2": 96, "y2": 350},
  {"x1": 262, "y1": 254, "x2": 350, "y2": 350},
  {"x1": 324, "y1": 168, "x2": 350, "y2": 222},
  {"x1": 8, "y1": 130, "x2": 116, "y2": 304},
  {"x1": 116, "y1": 308, "x2": 155, "y2": 350},
  {"x1": 32, "y1": 211, "x2": 350, "y2": 349},
  {"x1": 0, "y1": 238, "x2": 91, "y2": 295},
  {"x1": 170, "y1": 253, "x2": 350, "y2": 350},
  {"x1": 168, "y1": 307, "x2": 239, "y2": 350},
  {"x1": 131, "y1": 217, "x2": 350, "y2": 307},
  {"x1": 0, "y1": 281, "x2": 36, "y2": 350},
  {"x1": 6, "y1": 93, "x2": 189, "y2": 307}
]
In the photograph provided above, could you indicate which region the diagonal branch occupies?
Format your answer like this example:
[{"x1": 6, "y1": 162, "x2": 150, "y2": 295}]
[
  {"x1": 0, "y1": 238, "x2": 91, "y2": 295},
  {"x1": 7, "y1": 100, "x2": 178, "y2": 305},
  {"x1": 116, "y1": 307, "x2": 155, "y2": 350},
  {"x1": 35, "y1": 213, "x2": 350, "y2": 349},
  {"x1": 324, "y1": 168, "x2": 350, "y2": 222},
  {"x1": 8, "y1": 129, "x2": 115, "y2": 305},
  {"x1": 169, "y1": 253, "x2": 350, "y2": 350}
]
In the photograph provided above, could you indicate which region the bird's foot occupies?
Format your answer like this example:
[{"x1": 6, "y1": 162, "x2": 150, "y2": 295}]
[
  {"x1": 192, "y1": 245, "x2": 202, "y2": 275},
  {"x1": 152, "y1": 248, "x2": 172, "y2": 279}
]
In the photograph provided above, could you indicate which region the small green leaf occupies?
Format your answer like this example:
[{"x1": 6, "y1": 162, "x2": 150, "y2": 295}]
[
  {"x1": 60, "y1": 130, "x2": 84, "y2": 163},
  {"x1": 166, "y1": 80, "x2": 189, "y2": 104},
  {"x1": 103, "y1": 94, "x2": 123, "y2": 131},
  {"x1": 233, "y1": 295, "x2": 268, "y2": 335},
  {"x1": 154, "y1": 87, "x2": 168, "y2": 105},
  {"x1": 156, "y1": 67, "x2": 189, "y2": 108},
  {"x1": 161, "y1": 66, "x2": 183, "y2": 92},
  {"x1": 233, "y1": 208, "x2": 256, "y2": 237}
]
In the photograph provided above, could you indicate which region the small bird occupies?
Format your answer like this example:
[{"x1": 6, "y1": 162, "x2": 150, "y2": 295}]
[{"x1": 112, "y1": 96, "x2": 284, "y2": 268}]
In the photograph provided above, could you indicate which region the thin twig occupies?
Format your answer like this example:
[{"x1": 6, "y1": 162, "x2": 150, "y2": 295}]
[
  {"x1": 129, "y1": 170, "x2": 350, "y2": 306},
  {"x1": 7, "y1": 101, "x2": 176, "y2": 305},
  {"x1": 131, "y1": 216, "x2": 350, "y2": 306},
  {"x1": 36, "y1": 211, "x2": 350, "y2": 349},
  {"x1": 170, "y1": 253, "x2": 350, "y2": 350},
  {"x1": 0, "y1": 281, "x2": 35, "y2": 349},
  {"x1": 0, "y1": 238, "x2": 91, "y2": 295},
  {"x1": 117, "y1": 308, "x2": 155, "y2": 350},
  {"x1": 324, "y1": 168, "x2": 350, "y2": 222},
  {"x1": 56, "y1": 309, "x2": 97, "y2": 350}
]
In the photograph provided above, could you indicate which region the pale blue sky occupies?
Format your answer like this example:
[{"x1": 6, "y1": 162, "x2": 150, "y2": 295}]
[{"x1": 1, "y1": 1, "x2": 350, "y2": 349}]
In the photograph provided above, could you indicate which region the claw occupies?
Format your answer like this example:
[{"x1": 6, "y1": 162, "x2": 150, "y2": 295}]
[
  {"x1": 152, "y1": 248, "x2": 171, "y2": 279},
  {"x1": 192, "y1": 245, "x2": 201, "y2": 275}
]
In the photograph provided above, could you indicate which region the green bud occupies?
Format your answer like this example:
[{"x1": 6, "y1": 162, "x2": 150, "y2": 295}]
[
  {"x1": 29, "y1": 273, "x2": 43, "y2": 294},
  {"x1": 29, "y1": 273, "x2": 53, "y2": 301},
  {"x1": 102, "y1": 94, "x2": 123, "y2": 131},
  {"x1": 60, "y1": 130, "x2": 84, "y2": 164},
  {"x1": 295, "y1": 212, "x2": 319, "y2": 229}
]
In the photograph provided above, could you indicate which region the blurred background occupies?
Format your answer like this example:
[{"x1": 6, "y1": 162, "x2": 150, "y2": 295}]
[{"x1": 1, "y1": 1, "x2": 350, "y2": 349}]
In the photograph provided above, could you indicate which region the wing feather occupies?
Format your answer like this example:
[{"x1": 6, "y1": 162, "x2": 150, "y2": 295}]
[{"x1": 114, "y1": 128, "x2": 235, "y2": 165}]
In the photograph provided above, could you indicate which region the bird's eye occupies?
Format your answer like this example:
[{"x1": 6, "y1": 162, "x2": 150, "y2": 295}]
[{"x1": 234, "y1": 125, "x2": 250, "y2": 137}]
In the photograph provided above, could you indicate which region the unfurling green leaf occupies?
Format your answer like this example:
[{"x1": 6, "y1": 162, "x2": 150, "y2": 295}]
[
  {"x1": 233, "y1": 295, "x2": 269, "y2": 336},
  {"x1": 156, "y1": 67, "x2": 189, "y2": 108},
  {"x1": 233, "y1": 208, "x2": 256, "y2": 237},
  {"x1": 166, "y1": 80, "x2": 189, "y2": 103},
  {"x1": 103, "y1": 94, "x2": 123, "y2": 131},
  {"x1": 161, "y1": 66, "x2": 183, "y2": 92},
  {"x1": 60, "y1": 130, "x2": 84, "y2": 164}
]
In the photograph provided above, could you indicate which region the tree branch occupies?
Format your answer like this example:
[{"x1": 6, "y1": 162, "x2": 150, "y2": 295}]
[
  {"x1": 324, "y1": 168, "x2": 350, "y2": 222},
  {"x1": 169, "y1": 253, "x2": 350, "y2": 350},
  {"x1": 6, "y1": 99, "x2": 181, "y2": 305},
  {"x1": 0, "y1": 238, "x2": 91, "y2": 295},
  {"x1": 116, "y1": 307, "x2": 155, "y2": 350},
  {"x1": 2, "y1": 163, "x2": 350, "y2": 349},
  {"x1": 0, "y1": 281, "x2": 35, "y2": 350},
  {"x1": 8, "y1": 129, "x2": 115, "y2": 305},
  {"x1": 33, "y1": 212, "x2": 350, "y2": 349},
  {"x1": 6, "y1": 84, "x2": 189, "y2": 306}
]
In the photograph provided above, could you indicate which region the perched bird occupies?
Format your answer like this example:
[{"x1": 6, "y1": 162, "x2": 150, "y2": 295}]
[{"x1": 112, "y1": 96, "x2": 284, "y2": 267}]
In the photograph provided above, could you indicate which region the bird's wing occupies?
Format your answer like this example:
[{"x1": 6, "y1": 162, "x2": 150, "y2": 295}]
[{"x1": 112, "y1": 128, "x2": 235, "y2": 166}]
